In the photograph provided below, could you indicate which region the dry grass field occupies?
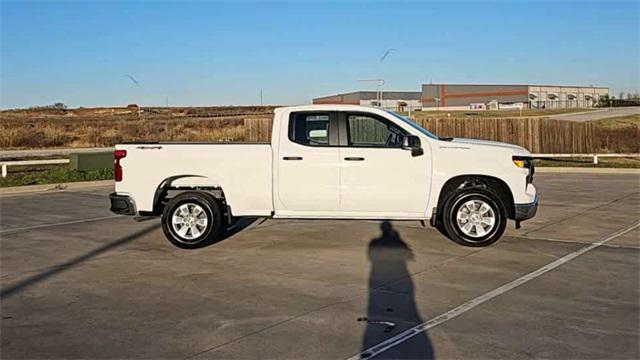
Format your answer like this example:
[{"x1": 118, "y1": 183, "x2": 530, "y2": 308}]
[
  {"x1": 590, "y1": 114, "x2": 640, "y2": 153},
  {"x1": 0, "y1": 106, "x2": 274, "y2": 149}
]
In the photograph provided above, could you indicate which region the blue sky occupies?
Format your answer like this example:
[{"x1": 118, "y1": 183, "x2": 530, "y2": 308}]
[{"x1": 1, "y1": 0, "x2": 638, "y2": 108}]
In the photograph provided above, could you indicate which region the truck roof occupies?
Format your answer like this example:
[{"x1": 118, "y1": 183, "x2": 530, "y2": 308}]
[{"x1": 276, "y1": 104, "x2": 385, "y2": 113}]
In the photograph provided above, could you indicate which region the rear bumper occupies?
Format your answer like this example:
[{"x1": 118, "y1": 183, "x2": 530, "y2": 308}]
[
  {"x1": 109, "y1": 193, "x2": 136, "y2": 216},
  {"x1": 514, "y1": 195, "x2": 538, "y2": 221}
]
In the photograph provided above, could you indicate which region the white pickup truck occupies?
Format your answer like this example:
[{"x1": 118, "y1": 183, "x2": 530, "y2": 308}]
[{"x1": 110, "y1": 105, "x2": 537, "y2": 248}]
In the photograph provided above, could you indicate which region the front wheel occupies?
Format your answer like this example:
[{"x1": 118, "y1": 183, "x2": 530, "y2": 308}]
[
  {"x1": 161, "y1": 192, "x2": 222, "y2": 249},
  {"x1": 441, "y1": 188, "x2": 507, "y2": 247}
]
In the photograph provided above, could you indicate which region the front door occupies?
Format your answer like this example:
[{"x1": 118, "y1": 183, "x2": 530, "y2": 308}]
[
  {"x1": 276, "y1": 111, "x2": 341, "y2": 214},
  {"x1": 338, "y1": 112, "x2": 430, "y2": 217}
]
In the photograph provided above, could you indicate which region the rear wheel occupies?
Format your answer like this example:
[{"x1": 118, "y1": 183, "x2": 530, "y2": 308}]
[
  {"x1": 161, "y1": 192, "x2": 222, "y2": 249},
  {"x1": 441, "y1": 188, "x2": 507, "y2": 247}
]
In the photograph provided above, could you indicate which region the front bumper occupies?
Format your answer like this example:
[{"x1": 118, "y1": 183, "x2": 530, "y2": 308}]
[
  {"x1": 514, "y1": 195, "x2": 538, "y2": 221},
  {"x1": 109, "y1": 193, "x2": 136, "y2": 216}
]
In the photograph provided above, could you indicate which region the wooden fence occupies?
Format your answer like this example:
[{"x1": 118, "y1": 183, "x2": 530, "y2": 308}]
[
  {"x1": 244, "y1": 117, "x2": 272, "y2": 142},
  {"x1": 414, "y1": 118, "x2": 596, "y2": 154},
  {"x1": 245, "y1": 117, "x2": 599, "y2": 153}
]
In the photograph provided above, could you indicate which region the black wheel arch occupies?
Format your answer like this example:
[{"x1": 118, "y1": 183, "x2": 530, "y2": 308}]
[
  {"x1": 151, "y1": 176, "x2": 231, "y2": 224},
  {"x1": 436, "y1": 175, "x2": 515, "y2": 222}
]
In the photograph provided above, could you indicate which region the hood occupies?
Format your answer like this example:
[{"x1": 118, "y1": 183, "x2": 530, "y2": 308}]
[{"x1": 448, "y1": 138, "x2": 529, "y2": 154}]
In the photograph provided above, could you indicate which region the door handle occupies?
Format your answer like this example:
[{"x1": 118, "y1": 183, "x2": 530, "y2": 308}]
[
  {"x1": 283, "y1": 156, "x2": 303, "y2": 160},
  {"x1": 344, "y1": 157, "x2": 365, "y2": 161}
]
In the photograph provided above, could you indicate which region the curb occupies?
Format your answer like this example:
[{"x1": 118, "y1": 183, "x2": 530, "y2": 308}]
[
  {"x1": 536, "y1": 167, "x2": 640, "y2": 174},
  {"x1": 0, "y1": 179, "x2": 114, "y2": 195}
]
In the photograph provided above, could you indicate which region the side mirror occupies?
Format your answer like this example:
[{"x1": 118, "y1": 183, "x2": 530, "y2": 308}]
[{"x1": 402, "y1": 135, "x2": 423, "y2": 157}]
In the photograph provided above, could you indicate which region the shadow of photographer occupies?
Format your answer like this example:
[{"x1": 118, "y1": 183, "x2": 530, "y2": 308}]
[{"x1": 360, "y1": 221, "x2": 434, "y2": 359}]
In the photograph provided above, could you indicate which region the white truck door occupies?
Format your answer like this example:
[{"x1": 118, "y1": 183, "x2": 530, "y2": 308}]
[
  {"x1": 276, "y1": 112, "x2": 341, "y2": 212},
  {"x1": 338, "y1": 112, "x2": 430, "y2": 216}
]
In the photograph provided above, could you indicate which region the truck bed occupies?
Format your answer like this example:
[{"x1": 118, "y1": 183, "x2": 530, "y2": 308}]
[{"x1": 114, "y1": 143, "x2": 273, "y2": 216}]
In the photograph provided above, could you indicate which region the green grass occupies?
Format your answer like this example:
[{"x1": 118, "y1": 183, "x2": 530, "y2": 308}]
[
  {"x1": 0, "y1": 165, "x2": 113, "y2": 187},
  {"x1": 590, "y1": 114, "x2": 640, "y2": 129},
  {"x1": 534, "y1": 157, "x2": 640, "y2": 168}
]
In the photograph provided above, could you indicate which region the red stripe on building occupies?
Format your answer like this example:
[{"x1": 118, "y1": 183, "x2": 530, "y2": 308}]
[{"x1": 442, "y1": 89, "x2": 529, "y2": 99}]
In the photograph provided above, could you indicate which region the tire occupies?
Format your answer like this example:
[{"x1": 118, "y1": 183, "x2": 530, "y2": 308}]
[
  {"x1": 161, "y1": 191, "x2": 222, "y2": 249},
  {"x1": 441, "y1": 187, "x2": 507, "y2": 247}
]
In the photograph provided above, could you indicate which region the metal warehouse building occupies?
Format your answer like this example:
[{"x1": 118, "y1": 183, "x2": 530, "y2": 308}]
[
  {"x1": 312, "y1": 91, "x2": 421, "y2": 112},
  {"x1": 313, "y1": 84, "x2": 609, "y2": 111},
  {"x1": 421, "y1": 84, "x2": 609, "y2": 110}
]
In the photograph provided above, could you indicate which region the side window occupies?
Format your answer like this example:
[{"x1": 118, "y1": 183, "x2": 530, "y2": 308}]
[
  {"x1": 289, "y1": 113, "x2": 330, "y2": 146},
  {"x1": 347, "y1": 114, "x2": 406, "y2": 148}
]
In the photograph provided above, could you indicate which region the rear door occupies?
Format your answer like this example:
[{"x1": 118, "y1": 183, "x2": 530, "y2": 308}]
[
  {"x1": 276, "y1": 111, "x2": 341, "y2": 213},
  {"x1": 338, "y1": 112, "x2": 430, "y2": 216}
]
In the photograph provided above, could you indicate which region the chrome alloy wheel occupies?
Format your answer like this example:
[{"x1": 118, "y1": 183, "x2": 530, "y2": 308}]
[
  {"x1": 456, "y1": 199, "x2": 496, "y2": 238},
  {"x1": 171, "y1": 203, "x2": 209, "y2": 241}
]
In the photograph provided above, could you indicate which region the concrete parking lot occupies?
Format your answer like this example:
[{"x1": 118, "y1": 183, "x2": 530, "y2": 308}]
[{"x1": 1, "y1": 173, "x2": 638, "y2": 359}]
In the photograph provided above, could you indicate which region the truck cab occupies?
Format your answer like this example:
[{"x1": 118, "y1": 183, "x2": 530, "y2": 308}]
[{"x1": 110, "y1": 105, "x2": 538, "y2": 248}]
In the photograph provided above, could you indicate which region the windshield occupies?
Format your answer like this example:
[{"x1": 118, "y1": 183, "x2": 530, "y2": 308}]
[{"x1": 383, "y1": 110, "x2": 439, "y2": 140}]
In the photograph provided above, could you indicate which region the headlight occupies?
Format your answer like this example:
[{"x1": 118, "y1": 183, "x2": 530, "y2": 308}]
[
  {"x1": 512, "y1": 156, "x2": 532, "y2": 168},
  {"x1": 513, "y1": 156, "x2": 534, "y2": 184}
]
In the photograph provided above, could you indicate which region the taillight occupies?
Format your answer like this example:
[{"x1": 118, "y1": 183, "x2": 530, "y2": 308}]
[{"x1": 114, "y1": 150, "x2": 127, "y2": 182}]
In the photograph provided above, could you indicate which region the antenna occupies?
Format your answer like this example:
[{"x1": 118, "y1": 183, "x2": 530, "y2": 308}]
[
  {"x1": 357, "y1": 79, "x2": 385, "y2": 107},
  {"x1": 377, "y1": 48, "x2": 396, "y2": 105}
]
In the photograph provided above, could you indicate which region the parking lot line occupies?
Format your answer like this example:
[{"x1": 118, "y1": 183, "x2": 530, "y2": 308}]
[
  {"x1": 348, "y1": 221, "x2": 640, "y2": 360},
  {"x1": 516, "y1": 234, "x2": 639, "y2": 249},
  {"x1": 521, "y1": 190, "x2": 638, "y2": 236},
  {"x1": 0, "y1": 215, "x2": 121, "y2": 235}
]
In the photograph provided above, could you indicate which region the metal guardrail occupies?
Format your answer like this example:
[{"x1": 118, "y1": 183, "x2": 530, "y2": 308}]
[
  {"x1": 1, "y1": 153, "x2": 638, "y2": 177},
  {"x1": 532, "y1": 153, "x2": 640, "y2": 165},
  {"x1": 1, "y1": 159, "x2": 70, "y2": 177},
  {"x1": 0, "y1": 147, "x2": 113, "y2": 160},
  {"x1": 0, "y1": 147, "x2": 114, "y2": 161}
]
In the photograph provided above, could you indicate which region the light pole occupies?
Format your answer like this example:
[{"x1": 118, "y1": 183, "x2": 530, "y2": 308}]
[
  {"x1": 124, "y1": 74, "x2": 141, "y2": 115},
  {"x1": 378, "y1": 48, "x2": 395, "y2": 106},
  {"x1": 358, "y1": 78, "x2": 385, "y2": 107}
]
